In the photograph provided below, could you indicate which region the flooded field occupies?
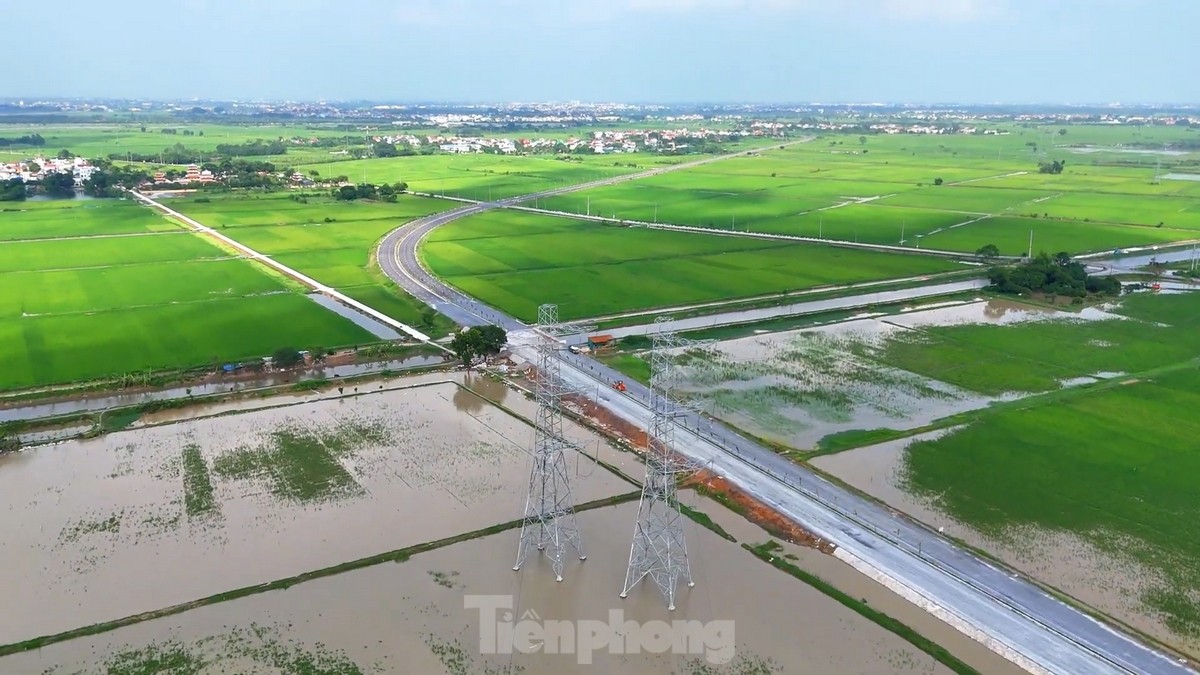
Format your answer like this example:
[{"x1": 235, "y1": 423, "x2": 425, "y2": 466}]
[
  {"x1": 813, "y1": 435, "x2": 1175, "y2": 650},
  {"x1": 0, "y1": 374, "x2": 633, "y2": 646},
  {"x1": 673, "y1": 298, "x2": 1125, "y2": 451},
  {"x1": 0, "y1": 500, "x2": 1017, "y2": 675}
]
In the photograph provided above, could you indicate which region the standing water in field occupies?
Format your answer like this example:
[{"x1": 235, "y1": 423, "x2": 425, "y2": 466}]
[{"x1": 0, "y1": 379, "x2": 631, "y2": 646}]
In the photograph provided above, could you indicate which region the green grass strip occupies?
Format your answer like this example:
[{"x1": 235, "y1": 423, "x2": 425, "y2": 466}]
[
  {"x1": 678, "y1": 501, "x2": 737, "y2": 543},
  {"x1": 744, "y1": 541, "x2": 980, "y2": 675},
  {"x1": 0, "y1": 491, "x2": 640, "y2": 658}
]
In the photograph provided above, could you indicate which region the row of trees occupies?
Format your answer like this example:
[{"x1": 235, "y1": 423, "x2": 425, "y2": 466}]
[
  {"x1": 449, "y1": 325, "x2": 507, "y2": 367},
  {"x1": 987, "y1": 251, "x2": 1120, "y2": 298},
  {"x1": 0, "y1": 133, "x2": 45, "y2": 147},
  {"x1": 111, "y1": 139, "x2": 288, "y2": 164},
  {"x1": 332, "y1": 182, "x2": 408, "y2": 202}
]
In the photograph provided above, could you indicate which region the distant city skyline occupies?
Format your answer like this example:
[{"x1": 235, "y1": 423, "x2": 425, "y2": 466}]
[{"x1": 11, "y1": 0, "x2": 1197, "y2": 104}]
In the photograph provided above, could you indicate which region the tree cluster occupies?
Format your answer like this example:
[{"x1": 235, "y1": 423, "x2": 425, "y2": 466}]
[
  {"x1": 1037, "y1": 159, "x2": 1066, "y2": 174},
  {"x1": 449, "y1": 325, "x2": 508, "y2": 367},
  {"x1": 988, "y1": 252, "x2": 1121, "y2": 298},
  {"x1": 0, "y1": 133, "x2": 45, "y2": 147},
  {"x1": 83, "y1": 164, "x2": 151, "y2": 197},
  {"x1": 0, "y1": 177, "x2": 25, "y2": 201},
  {"x1": 39, "y1": 171, "x2": 76, "y2": 198},
  {"x1": 271, "y1": 347, "x2": 304, "y2": 369},
  {"x1": 111, "y1": 139, "x2": 287, "y2": 164},
  {"x1": 332, "y1": 182, "x2": 408, "y2": 202}
]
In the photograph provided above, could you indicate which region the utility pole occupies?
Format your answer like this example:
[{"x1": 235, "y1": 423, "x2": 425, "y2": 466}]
[
  {"x1": 514, "y1": 304, "x2": 594, "y2": 582},
  {"x1": 1028, "y1": 230, "x2": 1034, "y2": 259},
  {"x1": 621, "y1": 317, "x2": 710, "y2": 610},
  {"x1": 586, "y1": 196, "x2": 590, "y2": 217},
  {"x1": 819, "y1": 214, "x2": 823, "y2": 239}
]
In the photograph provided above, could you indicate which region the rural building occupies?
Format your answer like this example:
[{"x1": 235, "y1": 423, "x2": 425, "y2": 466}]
[{"x1": 587, "y1": 334, "x2": 615, "y2": 350}]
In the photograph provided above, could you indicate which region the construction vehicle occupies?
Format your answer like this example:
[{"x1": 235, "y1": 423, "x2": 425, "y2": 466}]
[{"x1": 613, "y1": 380, "x2": 627, "y2": 392}]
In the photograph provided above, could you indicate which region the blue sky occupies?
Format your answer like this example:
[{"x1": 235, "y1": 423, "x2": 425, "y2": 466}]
[{"x1": 11, "y1": 0, "x2": 1197, "y2": 103}]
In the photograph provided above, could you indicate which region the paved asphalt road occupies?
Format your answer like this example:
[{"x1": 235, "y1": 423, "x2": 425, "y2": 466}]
[{"x1": 376, "y1": 152, "x2": 1197, "y2": 675}]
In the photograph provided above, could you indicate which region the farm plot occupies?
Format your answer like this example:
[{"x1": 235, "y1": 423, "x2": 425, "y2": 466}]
[
  {"x1": 0, "y1": 379, "x2": 632, "y2": 646},
  {"x1": 877, "y1": 289, "x2": 1200, "y2": 395},
  {"x1": 918, "y1": 215, "x2": 1192, "y2": 255},
  {"x1": 169, "y1": 192, "x2": 452, "y2": 330},
  {"x1": 0, "y1": 198, "x2": 377, "y2": 390},
  {"x1": 0, "y1": 499, "x2": 967, "y2": 675},
  {"x1": 537, "y1": 129, "x2": 1200, "y2": 255},
  {"x1": 295, "y1": 153, "x2": 669, "y2": 201},
  {"x1": 0, "y1": 199, "x2": 178, "y2": 240},
  {"x1": 670, "y1": 319, "x2": 995, "y2": 450},
  {"x1": 421, "y1": 211, "x2": 964, "y2": 321},
  {"x1": 816, "y1": 366, "x2": 1200, "y2": 652},
  {"x1": 804, "y1": 290, "x2": 1200, "y2": 652}
]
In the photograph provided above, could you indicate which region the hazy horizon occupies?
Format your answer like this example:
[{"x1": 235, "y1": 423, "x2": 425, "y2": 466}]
[{"x1": 10, "y1": 0, "x2": 1196, "y2": 105}]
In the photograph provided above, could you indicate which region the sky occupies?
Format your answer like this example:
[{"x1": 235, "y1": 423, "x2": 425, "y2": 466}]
[{"x1": 10, "y1": 0, "x2": 1197, "y2": 104}]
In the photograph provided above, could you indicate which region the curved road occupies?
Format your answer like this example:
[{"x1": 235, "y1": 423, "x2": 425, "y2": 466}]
[{"x1": 377, "y1": 152, "x2": 1195, "y2": 675}]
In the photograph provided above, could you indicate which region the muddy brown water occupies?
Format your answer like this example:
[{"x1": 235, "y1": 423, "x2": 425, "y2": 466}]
[
  {"x1": 0, "y1": 499, "x2": 1022, "y2": 674},
  {"x1": 0, "y1": 376, "x2": 635, "y2": 646},
  {"x1": 813, "y1": 434, "x2": 1187, "y2": 655}
]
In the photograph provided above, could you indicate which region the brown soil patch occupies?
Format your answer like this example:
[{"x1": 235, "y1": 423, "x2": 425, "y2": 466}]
[
  {"x1": 562, "y1": 393, "x2": 649, "y2": 448},
  {"x1": 689, "y1": 472, "x2": 837, "y2": 554}
]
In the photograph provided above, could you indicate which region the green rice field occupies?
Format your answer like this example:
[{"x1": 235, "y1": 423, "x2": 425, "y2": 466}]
[
  {"x1": 904, "y1": 361, "x2": 1200, "y2": 636},
  {"x1": 421, "y1": 210, "x2": 965, "y2": 321},
  {"x1": 878, "y1": 291, "x2": 1200, "y2": 395},
  {"x1": 296, "y1": 153, "x2": 679, "y2": 202},
  {"x1": 169, "y1": 191, "x2": 453, "y2": 329},
  {"x1": 539, "y1": 127, "x2": 1200, "y2": 255},
  {"x1": 0, "y1": 199, "x2": 180, "y2": 240},
  {"x1": 0, "y1": 199, "x2": 377, "y2": 390}
]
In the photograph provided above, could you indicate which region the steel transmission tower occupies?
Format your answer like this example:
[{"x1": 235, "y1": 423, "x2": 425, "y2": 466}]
[
  {"x1": 621, "y1": 316, "x2": 709, "y2": 610},
  {"x1": 514, "y1": 304, "x2": 592, "y2": 582}
]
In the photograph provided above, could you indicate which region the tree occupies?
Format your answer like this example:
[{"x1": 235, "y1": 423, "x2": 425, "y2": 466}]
[
  {"x1": 372, "y1": 142, "x2": 399, "y2": 158},
  {"x1": 933, "y1": 177, "x2": 944, "y2": 186},
  {"x1": 271, "y1": 347, "x2": 303, "y2": 369},
  {"x1": 27, "y1": 161, "x2": 41, "y2": 174},
  {"x1": 1038, "y1": 159, "x2": 1066, "y2": 174},
  {"x1": 334, "y1": 185, "x2": 358, "y2": 201},
  {"x1": 449, "y1": 325, "x2": 508, "y2": 367},
  {"x1": 1053, "y1": 251, "x2": 1072, "y2": 267},
  {"x1": 41, "y1": 171, "x2": 76, "y2": 198},
  {"x1": 975, "y1": 244, "x2": 1001, "y2": 262},
  {"x1": 57, "y1": 148, "x2": 74, "y2": 160},
  {"x1": 1058, "y1": 128, "x2": 1068, "y2": 136},
  {"x1": 858, "y1": 136, "x2": 867, "y2": 145},
  {"x1": 476, "y1": 325, "x2": 508, "y2": 356},
  {"x1": 450, "y1": 329, "x2": 482, "y2": 368},
  {"x1": 0, "y1": 177, "x2": 25, "y2": 202}
]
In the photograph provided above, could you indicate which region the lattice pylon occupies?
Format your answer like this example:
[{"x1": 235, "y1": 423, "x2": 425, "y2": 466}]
[
  {"x1": 513, "y1": 304, "x2": 593, "y2": 582},
  {"x1": 621, "y1": 316, "x2": 710, "y2": 609}
]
